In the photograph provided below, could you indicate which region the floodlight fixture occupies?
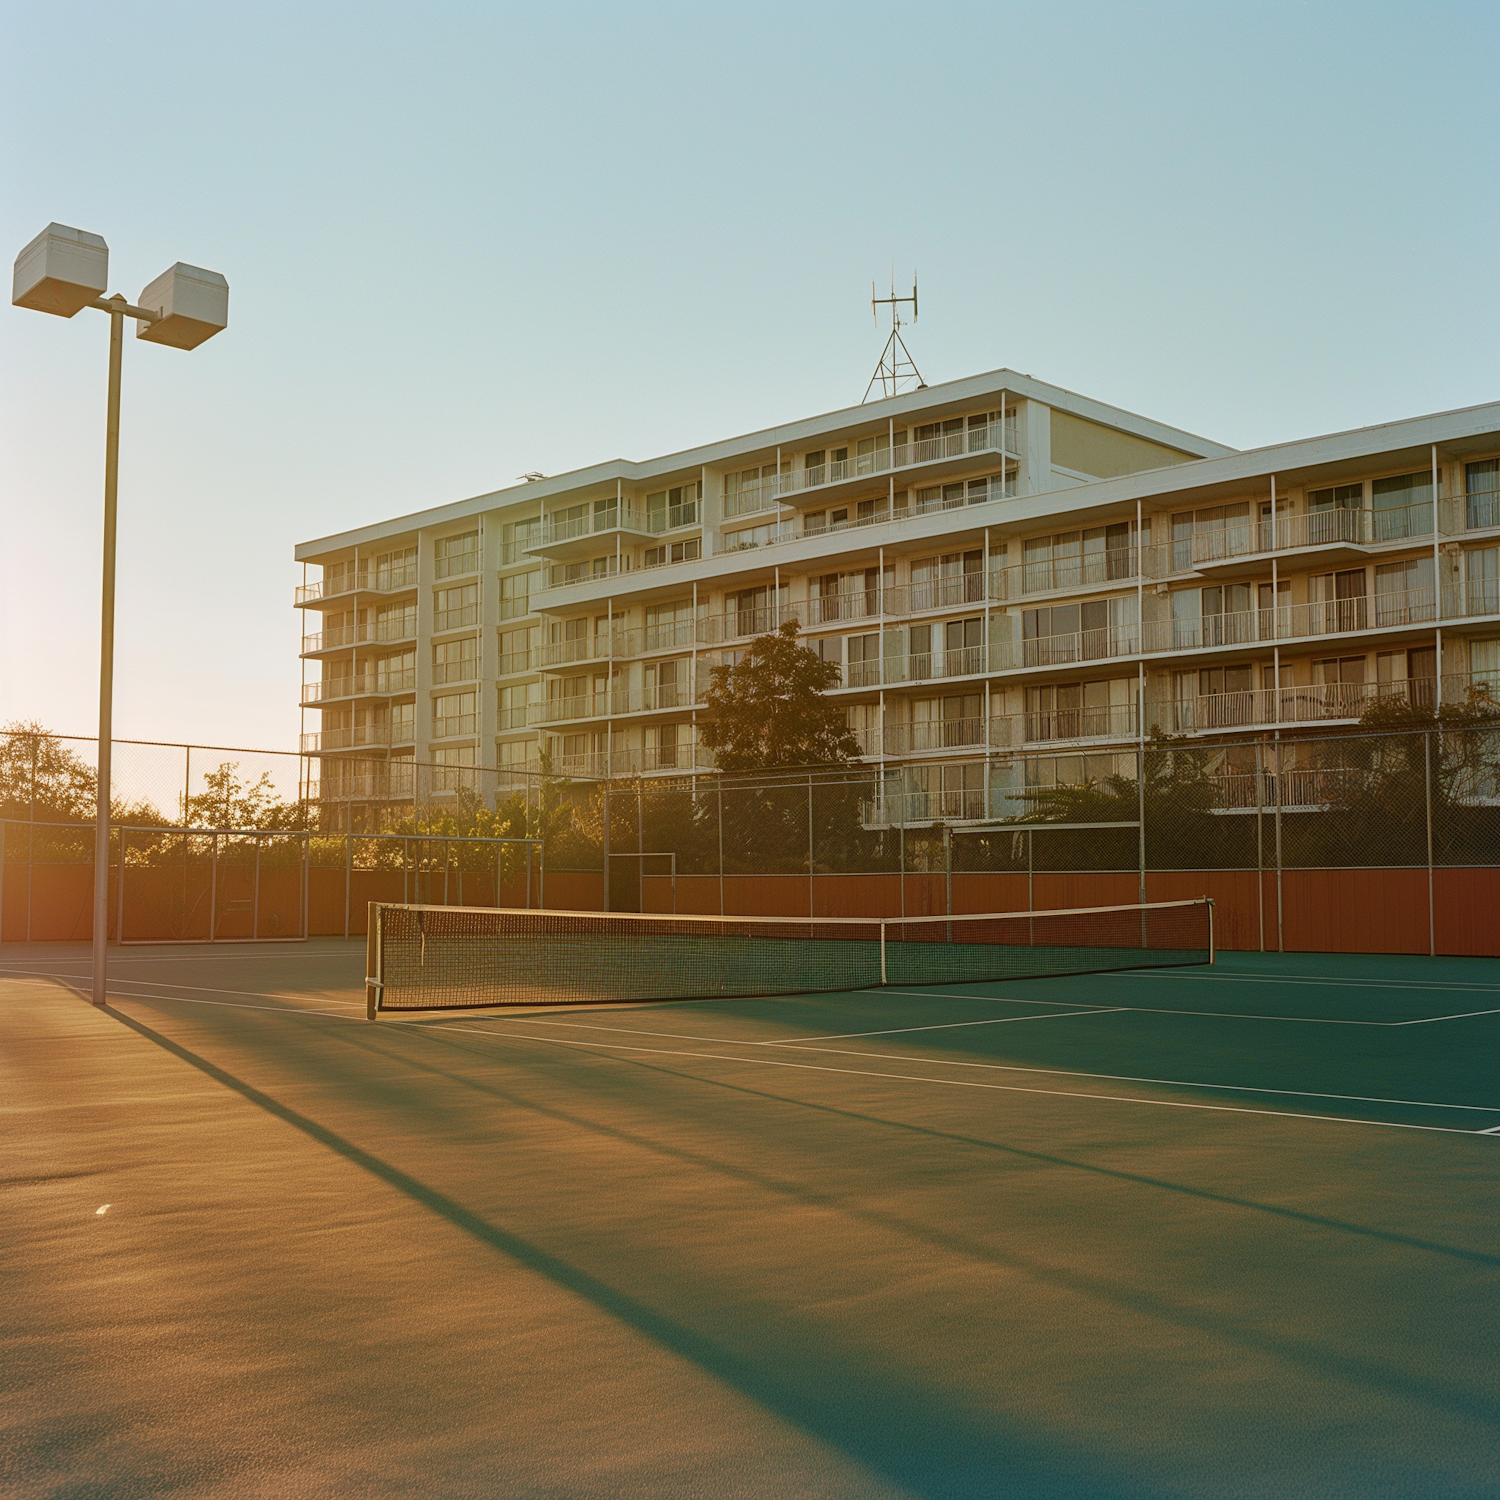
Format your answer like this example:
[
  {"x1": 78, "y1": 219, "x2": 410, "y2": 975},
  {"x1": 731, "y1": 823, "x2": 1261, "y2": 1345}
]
[{"x1": 12, "y1": 223, "x2": 229, "y2": 1007}]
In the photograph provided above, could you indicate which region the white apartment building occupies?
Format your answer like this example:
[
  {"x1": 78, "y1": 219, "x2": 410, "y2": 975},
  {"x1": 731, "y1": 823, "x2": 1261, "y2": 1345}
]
[{"x1": 294, "y1": 369, "x2": 1500, "y2": 826}]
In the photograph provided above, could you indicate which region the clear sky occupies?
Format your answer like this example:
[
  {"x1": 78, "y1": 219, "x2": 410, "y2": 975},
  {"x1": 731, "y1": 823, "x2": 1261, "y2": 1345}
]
[{"x1": 2, "y1": 1, "x2": 1496, "y2": 752}]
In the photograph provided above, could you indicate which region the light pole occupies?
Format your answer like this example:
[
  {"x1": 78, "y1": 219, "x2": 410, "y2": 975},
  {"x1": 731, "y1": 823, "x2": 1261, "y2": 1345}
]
[{"x1": 13, "y1": 224, "x2": 228, "y2": 1006}]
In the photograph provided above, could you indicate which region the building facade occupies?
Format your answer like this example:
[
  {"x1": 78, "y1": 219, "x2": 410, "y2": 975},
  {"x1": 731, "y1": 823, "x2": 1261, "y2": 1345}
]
[{"x1": 294, "y1": 370, "x2": 1500, "y2": 828}]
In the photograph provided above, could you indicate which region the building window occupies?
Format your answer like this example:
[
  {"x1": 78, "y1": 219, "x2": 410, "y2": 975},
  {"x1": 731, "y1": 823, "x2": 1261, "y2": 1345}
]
[
  {"x1": 1371, "y1": 472, "x2": 1437, "y2": 542},
  {"x1": 723, "y1": 463, "x2": 786, "y2": 519},
  {"x1": 434, "y1": 583, "x2": 479, "y2": 632},
  {"x1": 1466, "y1": 460, "x2": 1498, "y2": 531},
  {"x1": 1373, "y1": 556, "x2": 1434, "y2": 625},
  {"x1": 375, "y1": 601, "x2": 417, "y2": 641},
  {"x1": 376, "y1": 650, "x2": 416, "y2": 694},
  {"x1": 498, "y1": 683, "x2": 534, "y2": 730},
  {"x1": 500, "y1": 517, "x2": 540, "y2": 564},
  {"x1": 433, "y1": 637, "x2": 476, "y2": 685},
  {"x1": 646, "y1": 482, "x2": 699, "y2": 532},
  {"x1": 433, "y1": 691, "x2": 477, "y2": 738},
  {"x1": 499, "y1": 571, "x2": 537, "y2": 619},
  {"x1": 644, "y1": 537, "x2": 701, "y2": 568},
  {"x1": 434, "y1": 531, "x2": 479, "y2": 579},
  {"x1": 431, "y1": 744, "x2": 477, "y2": 792}
]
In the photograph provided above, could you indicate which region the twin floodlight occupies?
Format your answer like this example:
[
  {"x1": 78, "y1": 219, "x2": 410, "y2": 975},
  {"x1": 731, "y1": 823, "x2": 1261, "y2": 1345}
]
[{"x1": 12, "y1": 222, "x2": 227, "y2": 349}]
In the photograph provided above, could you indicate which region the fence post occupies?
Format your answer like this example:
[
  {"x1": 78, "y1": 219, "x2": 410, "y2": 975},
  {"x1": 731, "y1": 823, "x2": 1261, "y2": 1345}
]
[
  {"x1": 344, "y1": 833, "x2": 352, "y2": 939},
  {"x1": 1425, "y1": 730, "x2": 1435, "y2": 957},
  {"x1": 716, "y1": 777, "x2": 725, "y2": 917},
  {"x1": 807, "y1": 773, "x2": 814, "y2": 917},
  {"x1": 1254, "y1": 739, "x2": 1265, "y2": 952},
  {"x1": 1137, "y1": 742, "x2": 1147, "y2": 908},
  {"x1": 602, "y1": 783, "x2": 611, "y2": 912},
  {"x1": 1273, "y1": 734, "x2": 1284, "y2": 952}
]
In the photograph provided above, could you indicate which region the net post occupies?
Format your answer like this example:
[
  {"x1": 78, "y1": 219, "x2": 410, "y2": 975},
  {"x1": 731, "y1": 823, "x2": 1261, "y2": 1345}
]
[
  {"x1": 1206, "y1": 897, "x2": 1216, "y2": 965},
  {"x1": 365, "y1": 902, "x2": 381, "y2": 1020},
  {"x1": 880, "y1": 920, "x2": 888, "y2": 985}
]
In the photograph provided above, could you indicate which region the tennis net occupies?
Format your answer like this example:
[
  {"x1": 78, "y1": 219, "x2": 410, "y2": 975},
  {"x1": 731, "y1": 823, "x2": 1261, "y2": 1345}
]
[{"x1": 365, "y1": 897, "x2": 1213, "y2": 1016}]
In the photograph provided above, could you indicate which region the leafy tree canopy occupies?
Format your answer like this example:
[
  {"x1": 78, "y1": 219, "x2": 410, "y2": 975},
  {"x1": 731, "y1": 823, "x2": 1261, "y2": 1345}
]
[
  {"x1": 185, "y1": 762, "x2": 309, "y2": 830},
  {"x1": 698, "y1": 620, "x2": 861, "y2": 773}
]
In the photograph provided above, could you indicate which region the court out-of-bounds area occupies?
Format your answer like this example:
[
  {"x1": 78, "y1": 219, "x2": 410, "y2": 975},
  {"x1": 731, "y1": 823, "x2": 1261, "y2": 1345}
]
[{"x1": 3, "y1": 939, "x2": 1497, "y2": 1497}]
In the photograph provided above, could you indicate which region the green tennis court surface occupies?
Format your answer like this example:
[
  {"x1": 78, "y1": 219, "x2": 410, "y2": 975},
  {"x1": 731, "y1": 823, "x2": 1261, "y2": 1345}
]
[{"x1": 3, "y1": 942, "x2": 1497, "y2": 1497}]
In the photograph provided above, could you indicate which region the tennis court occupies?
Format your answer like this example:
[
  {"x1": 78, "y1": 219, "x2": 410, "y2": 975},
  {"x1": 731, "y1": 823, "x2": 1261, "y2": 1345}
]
[{"x1": 3, "y1": 929, "x2": 1497, "y2": 1497}]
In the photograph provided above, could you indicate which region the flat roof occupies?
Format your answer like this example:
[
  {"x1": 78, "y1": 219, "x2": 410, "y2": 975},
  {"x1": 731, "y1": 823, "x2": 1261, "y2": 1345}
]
[{"x1": 294, "y1": 367, "x2": 1234, "y2": 559}]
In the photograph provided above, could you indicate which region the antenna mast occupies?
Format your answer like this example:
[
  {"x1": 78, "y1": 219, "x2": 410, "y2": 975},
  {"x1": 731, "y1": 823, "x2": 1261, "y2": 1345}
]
[{"x1": 863, "y1": 271, "x2": 925, "y2": 403}]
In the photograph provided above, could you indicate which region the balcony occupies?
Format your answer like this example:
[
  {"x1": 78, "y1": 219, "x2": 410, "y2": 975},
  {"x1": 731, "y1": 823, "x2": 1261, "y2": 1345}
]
[
  {"x1": 557, "y1": 744, "x2": 715, "y2": 778},
  {"x1": 722, "y1": 419, "x2": 1017, "y2": 517},
  {"x1": 1140, "y1": 587, "x2": 1479, "y2": 654},
  {"x1": 524, "y1": 505, "x2": 656, "y2": 559},
  {"x1": 301, "y1": 723, "x2": 404, "y2": 753},
  {"x1": 1172, "y1": 503, "x2": 1441, "y2": 576},
  {"x1": 863, "y1": 787, "x2": 991, "y2": 828},
  {"x1": 432, "y1": 714, "x2": 477, "y2": 739},
  {"x1": 536, "y1": 682, "x2": 705, "y2": 725},
  {"x1": 301, "y1": 670, "x2": 416, "y2": 705},
  {"x1": 309, "y1": 766, "x2": 416, "y2": 803},
  {"x1": 294, "y1": 563, "x2": 418, "y2": 607},
  {"x1": 1162, "y1": 675, "x2": 1500, "y2": 734},
  {"x1": 301, "y1": 618, "x2": 418, "y2": 654},
  {"x1": 431, "y1": 660, "x2": 477, "y2": 686}
]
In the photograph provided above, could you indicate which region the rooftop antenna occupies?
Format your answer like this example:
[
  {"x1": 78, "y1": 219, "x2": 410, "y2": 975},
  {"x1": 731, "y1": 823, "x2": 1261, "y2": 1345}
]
[{"x1": 863, "y1": 269, "x2": 925, "y2": 403}]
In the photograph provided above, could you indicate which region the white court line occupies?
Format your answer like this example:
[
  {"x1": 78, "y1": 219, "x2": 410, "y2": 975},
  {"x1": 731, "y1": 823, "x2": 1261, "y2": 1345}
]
[
  {"x1": 757, "y1": 1009, "x2": 1123, "y2": 1043},
  {"x1": 765, "y1": 1043, "x2": 1500, "y2": 1115},
  {"x1": 884, "y1": 989, "x2": 1392, "y2": 1026},
  {"x1": 60, "y1": 988, "x2": 1497, "y2": 1133},
  {"x1": 0, "y1": 966, "x2": 363, "y2": 1008},
  {"x1": 476, "y1": 1012, "x2": 1500, "y2": 1116},
  {"x1": 1126, "y1": 971, "x2": 1500, "y2": 994},
  {"x1": 0, "y1": 949, "x2": 357, "y2": 969},
  {"x1": 1392, "y1": 1007, "x2": 1500, "y2": 1026},
  {"x1": 428, "y1": 1021, "x2": 1492, "y2": 1137}
]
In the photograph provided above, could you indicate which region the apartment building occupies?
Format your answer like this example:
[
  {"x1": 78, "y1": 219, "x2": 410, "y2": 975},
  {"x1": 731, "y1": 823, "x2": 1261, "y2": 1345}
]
[{"x1": 294, "y1": 370, "x2": 1500, "y2": 827}]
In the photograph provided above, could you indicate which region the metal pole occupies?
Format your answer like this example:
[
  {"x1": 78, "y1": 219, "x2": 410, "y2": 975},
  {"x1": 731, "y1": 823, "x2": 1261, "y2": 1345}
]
[
  {"x1": 344, "y1": 833, "x2": 352, "y2": 939},
  {"x1": 807, "y1": 773, "x2": 814, "y2": 917},
  {"x1": 601, "y1": 782, "x2": 610, "y2": 911},
  {"x1": 716, "y1": 777, "x2": 725, "y2": 915},
  {"x1": 1255, "y1": 739, "x2": 1265, "y2": 952},
  {"x1": 92, "y1": 303, "x2": 124, "y2": 1005},
  {"x1": 1425, "y1": 730, "x2": 1435, "y2": 957},
  {"x1": 1273, "y1": 733, "x2": 1284, "y2": 952}
]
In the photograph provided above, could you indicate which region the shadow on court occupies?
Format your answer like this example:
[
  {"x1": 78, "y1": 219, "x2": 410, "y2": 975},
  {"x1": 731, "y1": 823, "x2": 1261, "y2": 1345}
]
[{"x1": 3, "y1": 947, "x2": 1498, "y2": 1497}]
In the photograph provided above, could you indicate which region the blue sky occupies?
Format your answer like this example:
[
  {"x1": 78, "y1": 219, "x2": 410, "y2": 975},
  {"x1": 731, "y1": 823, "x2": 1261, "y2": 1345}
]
[{"x1": 2, "y1": 1, "x2": 1496, "y2": 749}]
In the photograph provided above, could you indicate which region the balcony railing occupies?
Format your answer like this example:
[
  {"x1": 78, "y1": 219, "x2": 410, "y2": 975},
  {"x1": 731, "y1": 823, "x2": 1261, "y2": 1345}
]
[
  {"x1": 529, "y1": 506, "x2": 650, "y2": 549},
  {"x1": 854, "y1": 703, "x2": 1139, "y2": 759},
  {"x1": 309, "y1": 767, "x2": 416, "y2": 802},
  {"x1": 432, "y1": 714, "x2": 477, "y2": 739},
  {"x1": 555, "y1": 744, "x2": 715, "y2": 778},
  {"x1": 1467, "y1": 489, "x2": 1500, "y2": 531},
  {"x1": 302, "y1": 670, "x2": 416, "y2": 703},
  {"x1": 498, "y1": 594, "x2": 534, "y2": 620},
  {"x1": 294, "y1": 563, "x2": 418, "y2": 606},
  {"x1": 536, "y1": 682, "x2": 705, "y2": 725},
  {"x1": 301, "y1": 618, "x2": 417, "y2": 653},
  {"x1": 301, "y1": 723, "x2": 403, "y2": 752},
  {"x1": 1172, "y1": 504, "x2": 1443, "y2": 572},
  {"x1": 722, "y1": 420, "x2": 1017, "y2": 518},
  {"x1": 431, "y1": 660, "x2": 477, "y2": 685},
  {"x1": 1161, "y1": 675, "x2": 1500, "y2": 733},
  {"x1": 863, "y1": 788, "x2": 991, "y2": 827}
]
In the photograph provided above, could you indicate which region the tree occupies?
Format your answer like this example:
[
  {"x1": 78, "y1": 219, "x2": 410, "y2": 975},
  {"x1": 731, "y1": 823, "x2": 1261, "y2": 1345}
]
[
  {"x1": 184, "y1": 762, "x2": 309, "y2": 830},
  {"x1": 699, "y1": 620, "x2": 860, "y2": 772}
]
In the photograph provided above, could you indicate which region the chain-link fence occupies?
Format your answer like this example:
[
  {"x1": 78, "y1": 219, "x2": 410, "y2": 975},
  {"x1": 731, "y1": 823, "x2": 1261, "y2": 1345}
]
[{"x1": 4, "y1": 722, "x2": 1497, "y2": 949}]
